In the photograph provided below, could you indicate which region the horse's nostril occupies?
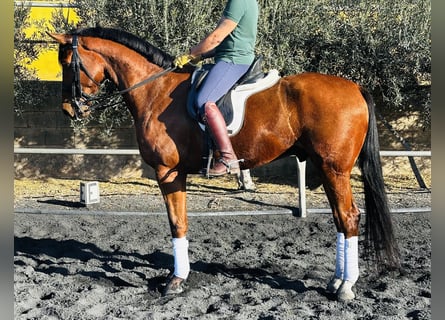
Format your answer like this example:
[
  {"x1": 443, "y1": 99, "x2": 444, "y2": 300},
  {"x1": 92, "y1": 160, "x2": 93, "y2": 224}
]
[
  {"x1": 62, "y1": 109, "x2": 71, "y2": 117},
  {"x1": 61, "y1": 103, "x2": 76, "y2": 119}
]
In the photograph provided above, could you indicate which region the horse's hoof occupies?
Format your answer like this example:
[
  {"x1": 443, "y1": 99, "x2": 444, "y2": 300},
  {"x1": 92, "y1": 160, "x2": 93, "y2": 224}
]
[
  {"x1": 163, "y1": 274, "x2": 186, "y2": 296},
  {"x1": 336, "y1": 280, "x2": 356, "y2": 301},
  {"x1": 326, "y1": 277, "x2": 343, "y2": 294},
  {"x1": 240, "y1": 182, "x2": 256, "y2": 191}
]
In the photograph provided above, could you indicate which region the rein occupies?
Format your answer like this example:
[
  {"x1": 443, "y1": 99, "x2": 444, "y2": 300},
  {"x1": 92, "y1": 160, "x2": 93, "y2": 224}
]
[
  {"x1": 88, "y1": 66, "x2": 177, "y2": 111},
  {"x1": 69, "y1": 34, "x2": 177, "y2": 112}
]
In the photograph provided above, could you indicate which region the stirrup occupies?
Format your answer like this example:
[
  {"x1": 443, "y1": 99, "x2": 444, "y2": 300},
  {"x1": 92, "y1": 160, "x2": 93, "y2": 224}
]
[
  {"x1": 220, "y1": 158, "x2": 244, "y2": 173},
  {"x1": 206, "y1": 158, "x2": 244, "y2": 177}
]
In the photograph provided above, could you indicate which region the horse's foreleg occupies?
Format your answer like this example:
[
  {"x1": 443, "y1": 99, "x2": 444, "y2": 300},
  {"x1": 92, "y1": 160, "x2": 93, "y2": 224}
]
[
  {"x1": 323, "y1": 172, "x2": 361, "y2": 301},
  {"x1": 156, "y1": 169, "x2": 189, "y2": 295}
]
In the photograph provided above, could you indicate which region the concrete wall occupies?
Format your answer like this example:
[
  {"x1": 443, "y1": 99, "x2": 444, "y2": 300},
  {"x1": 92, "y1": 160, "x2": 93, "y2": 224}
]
[
  {"x1": 14, "y1": 81, "x2": 147, "y2": 180},
  {"x1": 15, "y1": 81, "x2": 307, "y2": 181}
]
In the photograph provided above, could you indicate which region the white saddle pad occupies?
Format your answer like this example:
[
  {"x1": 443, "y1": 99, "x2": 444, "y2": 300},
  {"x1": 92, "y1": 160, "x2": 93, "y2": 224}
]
[{"x1": 199, "y1": 69, "x2": 281, "y2": 136}]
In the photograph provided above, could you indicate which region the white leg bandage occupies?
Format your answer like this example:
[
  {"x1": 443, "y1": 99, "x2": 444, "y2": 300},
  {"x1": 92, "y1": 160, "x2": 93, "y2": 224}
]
[
  {"x1": 344, "y1": 236, "x2": 359, "y2": 284},
  {"x1": 172, "y1": 237, "x2": 190, "y2": 279},
  {"x1": 334, "y1": 232, "x2": 345, "y2": 279}
]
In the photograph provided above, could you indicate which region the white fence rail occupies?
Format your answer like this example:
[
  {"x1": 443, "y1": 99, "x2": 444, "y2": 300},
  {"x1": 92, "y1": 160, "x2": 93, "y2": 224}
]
[
  {"x1": 14, "y1": 148, "x2": 141, "y2": 155},
  {"x1": 13, "y1": 148, "x2": 432, "y2": 157},
  {"x1": 14, "y1": 148, "x2": 431, "y2": 217}
]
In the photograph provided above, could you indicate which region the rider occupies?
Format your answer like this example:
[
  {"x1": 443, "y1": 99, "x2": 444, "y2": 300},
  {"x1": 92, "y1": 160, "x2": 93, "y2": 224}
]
[{"x1": 174, "y1": 0, "x2": 259, "y2": 177}]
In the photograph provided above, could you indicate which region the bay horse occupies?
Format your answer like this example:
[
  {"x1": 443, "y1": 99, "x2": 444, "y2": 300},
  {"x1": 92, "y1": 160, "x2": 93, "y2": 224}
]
[{"x1": 48, "y1": 27, "x2": 400, "y2": 301}]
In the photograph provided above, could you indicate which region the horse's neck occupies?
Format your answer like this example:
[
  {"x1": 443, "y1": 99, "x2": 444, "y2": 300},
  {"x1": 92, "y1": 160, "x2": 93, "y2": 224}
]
[
  {"x1": 88, "y1": 38, "x2": 170, "y2": 117},
  {"x1": 93, "y1": 40, "x2": 163, "y2": 91}
]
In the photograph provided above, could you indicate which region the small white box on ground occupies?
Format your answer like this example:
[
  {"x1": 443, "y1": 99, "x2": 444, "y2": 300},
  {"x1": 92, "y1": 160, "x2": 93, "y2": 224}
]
[{"x1": 80, "y1": 181, "x2": 100, "y2": 205}]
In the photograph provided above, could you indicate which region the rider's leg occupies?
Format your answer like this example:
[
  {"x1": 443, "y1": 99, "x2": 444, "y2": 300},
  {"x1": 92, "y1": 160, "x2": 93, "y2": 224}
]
[
  {"x1": 196, "y1": 61, "x2": 250, "y2": 109},
  {"x1": 196, "y1": 61, "x2": 249, "y2": 176},
  {"x1": 203, "y1": 101, "x2": 240, "y2": 176}
]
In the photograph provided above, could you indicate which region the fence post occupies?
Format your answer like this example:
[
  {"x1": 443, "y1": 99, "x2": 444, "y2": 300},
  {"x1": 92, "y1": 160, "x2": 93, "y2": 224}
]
[
  {"x1": 13, "y1": 148, "x2": 431, "y2": 218},
  {"x1": 296, "y1": 158, "x2": 307, "y2": 217}
]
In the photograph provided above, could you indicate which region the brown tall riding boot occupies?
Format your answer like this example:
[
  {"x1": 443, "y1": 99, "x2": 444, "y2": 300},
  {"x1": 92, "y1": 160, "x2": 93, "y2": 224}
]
[{"x1": 203, "y1": 102, "x2": 241, "y2": 176}]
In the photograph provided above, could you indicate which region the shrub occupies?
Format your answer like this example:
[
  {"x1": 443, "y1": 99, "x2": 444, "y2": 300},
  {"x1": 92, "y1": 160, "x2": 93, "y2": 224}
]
[
  {"x1": 14, "y1": 5, "x2": 43, "y2": 115},
  {"x1": 16, "y1": 0, "x2": 431, "y2": 130}
]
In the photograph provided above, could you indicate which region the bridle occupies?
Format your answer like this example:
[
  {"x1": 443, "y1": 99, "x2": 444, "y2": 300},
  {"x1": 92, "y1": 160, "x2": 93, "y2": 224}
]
[
  {"x1": 67, "y1": 34, "x2": 176, "y2": 118},
  {"x1": 68, "y1": 35, "x2": 101, "y2": 117}
]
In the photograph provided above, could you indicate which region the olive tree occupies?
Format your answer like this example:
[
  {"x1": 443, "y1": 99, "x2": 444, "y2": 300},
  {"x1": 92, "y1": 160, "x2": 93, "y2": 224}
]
[{"x1": 43, "y1": 0, "x2": 430, "y2": 131}]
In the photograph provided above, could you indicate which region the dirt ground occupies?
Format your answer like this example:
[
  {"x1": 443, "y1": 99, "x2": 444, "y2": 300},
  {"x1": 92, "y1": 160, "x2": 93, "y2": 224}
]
[{"x1": 14, "y1": 173, "x2": 431, "y2": 319}]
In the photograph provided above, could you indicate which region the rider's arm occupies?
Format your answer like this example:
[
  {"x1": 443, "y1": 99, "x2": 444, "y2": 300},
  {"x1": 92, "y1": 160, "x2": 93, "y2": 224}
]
[{"x1": 190, "y1": 17, "x2": 237, "y2": 57}]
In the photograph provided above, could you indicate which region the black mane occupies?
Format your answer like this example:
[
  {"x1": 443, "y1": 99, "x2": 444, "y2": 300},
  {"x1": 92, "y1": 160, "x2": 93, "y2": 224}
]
[{"x1": 71, "y1": 27, "x2": 174, "y2": 69}]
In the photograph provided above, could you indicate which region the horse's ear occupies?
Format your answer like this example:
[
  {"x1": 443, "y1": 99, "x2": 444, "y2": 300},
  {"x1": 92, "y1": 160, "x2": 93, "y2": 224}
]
[{"x1": 46, "y1": 32, "x2": 72, "y2": 45}]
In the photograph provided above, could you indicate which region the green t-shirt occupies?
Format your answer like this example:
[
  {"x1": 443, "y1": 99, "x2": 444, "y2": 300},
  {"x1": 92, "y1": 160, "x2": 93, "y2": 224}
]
[{"x1": 215, "y1": 0, "x2": 258, "y2": 65}]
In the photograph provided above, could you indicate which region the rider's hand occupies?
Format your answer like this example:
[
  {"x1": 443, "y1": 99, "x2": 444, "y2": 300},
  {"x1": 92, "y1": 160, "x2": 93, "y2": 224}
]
[
  {"x1": 174, "y1": 54, "x2": 194, "y2": 68},
  {"x1": 174, "y1": 54, "x2": 202, "y2": 68}
]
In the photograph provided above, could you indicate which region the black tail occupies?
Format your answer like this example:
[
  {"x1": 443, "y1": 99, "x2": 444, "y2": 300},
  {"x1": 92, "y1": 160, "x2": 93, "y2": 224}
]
[{"x1": 358, "y1": 87, "x2": 400, "y2": 269}]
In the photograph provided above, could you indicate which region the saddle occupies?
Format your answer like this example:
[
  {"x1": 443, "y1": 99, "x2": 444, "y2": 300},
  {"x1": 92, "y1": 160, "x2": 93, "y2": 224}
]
[{"x1": 187, "y1": 56, "x2": 281, "y2": 136}]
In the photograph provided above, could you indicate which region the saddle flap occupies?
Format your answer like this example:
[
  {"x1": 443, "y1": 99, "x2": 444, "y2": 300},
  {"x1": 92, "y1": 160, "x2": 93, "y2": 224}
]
[
  {"x1": 226, "y1": 69, "x2": 281, "y2": 136},
  {"x1": 186, "y1": 57, "x2": 281, "y2": 136},
  {"x1": 186, "y1": 65, "x2": 212, "y2": 122},
  {"x1": 187, "y1": 56, "x2": 265, "y2": 124}
]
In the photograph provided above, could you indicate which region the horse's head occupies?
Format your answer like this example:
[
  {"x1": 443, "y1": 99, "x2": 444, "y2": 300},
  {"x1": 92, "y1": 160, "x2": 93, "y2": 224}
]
[{"x1": 48, "y1": 32, "x2": 107, "y2": 119}]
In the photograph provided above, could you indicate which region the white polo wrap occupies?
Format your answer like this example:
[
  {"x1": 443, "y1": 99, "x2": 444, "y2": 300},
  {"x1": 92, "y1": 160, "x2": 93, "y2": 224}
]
[
  {"x1": 344, "y1": 236, "x2": 359, "y2": 283},
  {"x1": 335, "y1": 232, "x2": 345, "y2": 279},
  {"x1": 172, "y1": 237, "x2": 190, "y2": 279}
]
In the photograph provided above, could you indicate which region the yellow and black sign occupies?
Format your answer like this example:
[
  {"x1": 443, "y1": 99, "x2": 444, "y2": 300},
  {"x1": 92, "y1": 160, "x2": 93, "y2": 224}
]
[{"x1": 17, "y1": 1, "x2": 80, "y2": 81}]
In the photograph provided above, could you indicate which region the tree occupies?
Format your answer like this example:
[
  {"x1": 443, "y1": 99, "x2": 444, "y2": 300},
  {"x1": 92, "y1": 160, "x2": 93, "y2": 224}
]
[
  {"x1": 14, "y1": 5, "x2": 42, "y2": 115},
  {"x1": 15, "y1": 0, "x2": 430, "y2": 131}
]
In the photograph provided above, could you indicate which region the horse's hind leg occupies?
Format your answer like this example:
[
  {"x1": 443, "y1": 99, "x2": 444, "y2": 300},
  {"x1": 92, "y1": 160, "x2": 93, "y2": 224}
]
[
  {"x1": 322, "y1": 169, "x2": 361, "y2": 301},
  {"x1": 237, "y1": 169, "x2": 256, "y2": 191}
]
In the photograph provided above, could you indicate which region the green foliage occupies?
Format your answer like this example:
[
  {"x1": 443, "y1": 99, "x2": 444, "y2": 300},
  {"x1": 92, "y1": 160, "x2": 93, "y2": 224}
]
[
  {"x1": 14, "y1": 5, "x2": 43, "y2": 115},
  {"x1": 15, "y1": 0, "x2": 431, "y2": 131},
  {"x1": 257, "y1": 0, "x2": 430, "y2": 127}
]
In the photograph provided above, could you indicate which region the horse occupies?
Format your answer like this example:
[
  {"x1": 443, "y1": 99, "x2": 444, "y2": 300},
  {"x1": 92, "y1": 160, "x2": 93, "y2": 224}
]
[{"x1": 48, "y1": 27, "x2": 400, "y2": 301}]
